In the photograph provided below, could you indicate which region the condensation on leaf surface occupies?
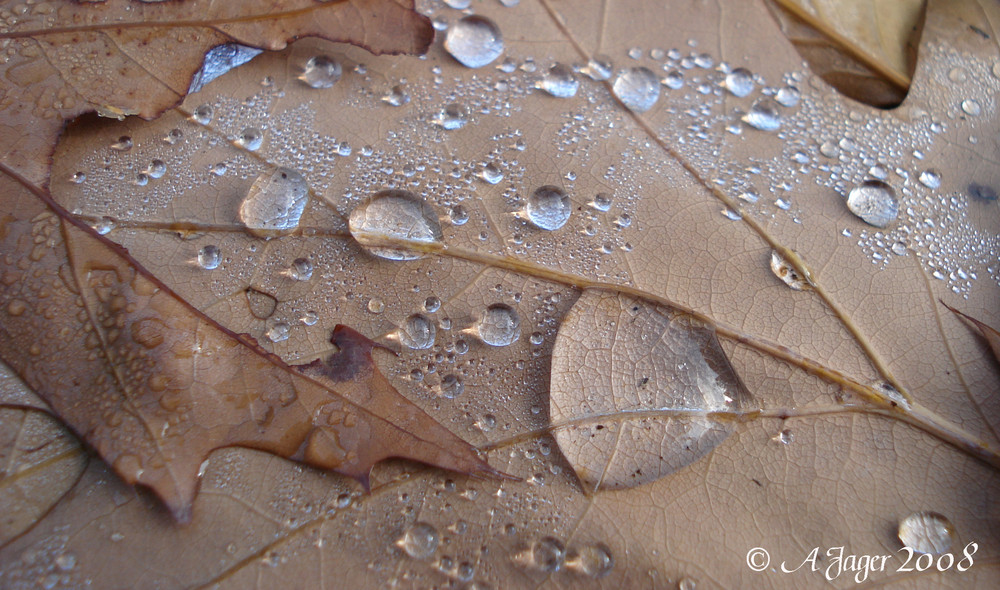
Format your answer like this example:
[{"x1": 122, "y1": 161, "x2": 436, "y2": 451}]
[
  {"x1": 549, "y1": 290, "x2": 755, "y2": 490},
  {"x1": 348, "y1": 189, "x2": 443, "y2": 260}
]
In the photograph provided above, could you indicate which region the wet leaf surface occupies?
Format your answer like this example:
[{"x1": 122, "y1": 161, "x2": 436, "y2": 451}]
[{"x1": 3, "y1": 0, "x2": 1000, "y2": 588}]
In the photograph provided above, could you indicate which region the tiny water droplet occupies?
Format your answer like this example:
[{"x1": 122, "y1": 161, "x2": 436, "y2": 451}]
[
  {"x1": 525, "y1": 537, "x2": 565, "y2": 572},
  {"x1": 164, "y1": 128, "x2": 183, "y2": 145},
  {"x1": 918, "y1": 169, "x2": 941, "y2": 189},
  {"x1": 445, "y1": 15, "x2": 504, "y2": 69},
  {"x1": 721, "y1": 208, "x2": 742, "y2": 221},
  {"x1": 771, "y1": 428, "x2": 794, "y2": 444},
  {"x1": 449, "y1": 204, "x2": 470, "y2": 225},
  {"x1": 530, "y1": 331, "x2": 544, "y2": 345},
  {"x1": 590, "y1": 192, "x2": 613, "y2": 211},
  {"x1": 891, "y1": 241, "x2": 907, "y2": 256},
  {"x1": 236, "y1": 127, "x2": 263, "y2": 151},
  {"x1": 368, "y1": 298, "x2": 385, "y2": 314},
  {"x1": 382, "y1": 84, "x2": 410, "y2": 106},
  {"x1": 349, "y1": 190, "x2": 443, "y2": 260},
  {"x1": 239, "y1": 167, "x2": 309, "y2": 237},
  {"x1": 662, "y1": 70, "x2": 684, "y2": 89},
  {"x1": 583, "y1": 55, "x2": 613, "y2": 81},
  {"x1": 146, "y1": 159, "x2": 166, "y2": 179},
  {"x1": 479, "y1": 163, "x2": 504, "y2": 184},
  {"x1": 724, "y1": 67, "x2": 754, "y2": 97},
  {"x1": 477, "y1": 303, "x2": 520, "y2": 346},
  {"x1": 399, "y1": 314, "x2": 436, "y2": 349},
  {"x1": 434, "y1": 102, "x2": 468, "y2": 130},
  {"x1": 197, "y1": 245, "x2": 221, "y2": 270},
  {"x1": 289, "y1": 257, "x2": 313, "y2": 281},
  {"x1": 743, "y1": 98, "x2": 781, "y2": 131},
  {"x1": 613, "y1": 67, "x2": 660, "y2": 112},
  {"x1": 424, "y1": 296, "x2": 441, "y2": 313},
  {"x1": 566, "y1": 543, "x2": 614, "y2": 578},
  {"x1": 266, "y1": 322, "x2": 290, "y2": 343},
  {"x1": 847, "y1": 180, "x2": 898, "y2": 228},
  {"x1": 526, "y1": 185, "x2": 571, "y2": 230},
  {"x1": 539, "y1": 63, "x2": 579, "y2": 98},
  {"x1": 397, "y1": 522, "x2": 440, "y2": 559},
  {"x1": 210, "y1": 162, "x2": 227, "y2": 176},
  {"x1": 54, "y1": 553, "x2": 76, "y2": 572},
  {"x1": 961, "y1": 99, "x2": 981, "y2": 116},
  {"x1": 299, "y1": 55, "x2": 342, "y2": 89},
  {"x1": 439, "y1": 374, "x2": 465, "y2": 398},
  {"x1": 92, "y1": 217, "x2": 115, "y2": 235},
  {"x1": 614, "y1": 213, "x2": 632, "y2": 228},
  {"x1": 898, "y1": 512, "x2": 954, "y2": 554},
  {"x1": 770, "y1": 250, "x2": 810, "y2": 290},
  {"x1": 192, "y1": 104, "x2": 214, "y2": 125},
  {"x1": 110, "y1": 136, "x2": 133, "y2": 151},
  {"x1": 300, "y1": 310, "x2": 318, "y2": 326},
  {"x1": 70, "y1": 171, "x2": 87, "y2": 184}
]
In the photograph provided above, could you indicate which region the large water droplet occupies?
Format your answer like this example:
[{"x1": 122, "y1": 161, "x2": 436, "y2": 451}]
[
  {"x1": 846, "y1": 180, "x2": 898, "y2": 228},
  {"x1": 526, "y1": 185, "x2": 571, "y2": 230},
  {"x1": 397, "y1": 522, "x2": 439, "y2": 559},
  {"x1": 898, "y1": 512, "x2": 955, "y2": 554},
  {"x1": 527, "y1": 537, "x2": 566, "y2": 572},
  {"x1": 770, "y1": 250, "x2": 810, "y2": 291},
  {"x1": 349, "y1": 190, "x2": 443, "y2": 260},
  {"x1": 266, "y1": 322, "x2": 290, "y2": 343},
  {"x1": 774, "y1": 86, "x2": 800, "y2": 107},
  {"x1": 197, "y1": 245, "x2": 221, "y2": 270},
  {"x1": 399, "y1": 314, "x2": 436, "y2": 349},
  {"x1": 239, "y1": 167, "x2": 309, "y2": 237},
  {"x1": 444, "y1": 15, "x2": 504, "y2": 68},
  {"x1": 539, "y1": 63, "x2": 579, "y2": 98},
  {"x1": 724, "y1": 67, "x2": 754, "y2": 97},
  {"x1": 476, "y1": 304, "x2": 520, "y2": 347},
  {"x1": 612, "y1": 67, "x2": 660, "y2": 112},
  {"x1": 299, "y1": 55, "x2": 342, "y2": 88},
  {"x1": 743, "y1": 98, "x2": 781, "y2": 131}
]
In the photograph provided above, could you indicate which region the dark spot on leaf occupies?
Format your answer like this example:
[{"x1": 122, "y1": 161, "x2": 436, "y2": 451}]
[
  {"x1": 299, "y1": 325, "x2": 385, "y2": 382},
  {"x1": 968, "y1": 183, "x2": 998, "y2": 201},
  {"x1": 970, "y1": 25, "x2": 990, "y2": 39}
]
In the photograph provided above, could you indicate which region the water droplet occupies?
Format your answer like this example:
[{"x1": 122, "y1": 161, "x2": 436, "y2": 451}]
[
  {"x1": 110, "y1": 136, "x2": 133, "y2": 151},
  {"x1": 846, "y1": 180, "x2": 898, "y2": 228},
  {"x1": 724, "y1": 67, "x2": 754, "y2": 97},
  {"x1": 300, "y1": 310, "x2": 319, "y2": 326},
  {"x1": 236, "y1": 127, "x2": 263, "y2": 151},
  {"x1": 382, "y1": 84, "x2": 410, "y2": 106},
  {"x1": 612, "y1": 67, "x2": 660, "y2": 112},
  {"x1": 774, "y1": 86, "x2": 800, "y2": 107},
  {"x1": 368, "y1": 298, "x2": 385, "y2": 314},
  {"x1": 590, "y1": 192, "x2": 613, "y2": 211},
  {"x1": 299, "y1": 55, "x2": 342, "y2": 89},
  {"x1": 566, "y1": 543, "x2": 613, "y2": 578},
  {"x1": 918, "y1": 169, "x2": 941, "y2": 189},
  {"x1": 961, "y1": 99, "x2": 981, "y2": 116},
  {"x1": 968, "y1": 183, "x2": 997, "y2": 201},
  {"x1": 525, "y1": 536, "x2": 565, "y2": 572},
  {"x1": 662, "y1": 70, "x2": 684, "y2": 89},
  {"x1": 583, "y1": 55, "x2": 613, "y2": 81},
  {"x1": 349, "y1": 190, "x2": 443, "y2": 260},
  {"x1": 266, "y1": 322, "x2": 290, "y2": 343},
  {"x1": 146, "y1": 159, "x2": 166, "y2": 179},
  {"x1": 614, "y1": 213, "x2": 632, "y2": 228},
  {"x1": 397, "y1": 522, "x2": 440, "y2": 559},
  {"x1": 439, "y1": 374, "x2": 465, "y2": 398},
  {"x1": 433, "y1": 102, "x2": 468, "y2": 130},
  {"x1": 721, "y1": 208, "x2": 742, "y2": 221},
  {"x1": 424, "y1": 296, "x2": 441, "y2": 313},
  {"x1": 399, "y1": 314, "x2": 436, "y2": 349},
  {"x1": 54, "y1": 553, "x2": 76, "y2": 572},
  {"x1": 743, "y1": 98, "x2": 781, "y2": 131},
  {"x1": 70, "y1": 171, "x2": 87, "y2": 184},
  {"x1": 133, "y1": 172, "x2": 150, "y2": 186},
  {"x1": 771, "y1": 428, "x2": 794, "y2": 444},
  {"x1": 164, "y1": 128, "x2": 183, "y2": 145},
  {"x1": 289, "y1": 258, "x2": 313, "y2": 281},
  {"x1": 526, "y1": 185, "x2": 571, "y2": 230},
  {"x1": 239, "y1": 167, "x2": 309, "y2": 237},
  {"x1": 898, "y1": 512, "x2": 955, "y2": 554},
  {"x1": 738, "y1": 190, "x2": 759, "y2": 203},
  {"x1": 891, "y1": 241, "x2": 907, "y2": 256},
  {"x1": 539, "y1": 63, "x2": 579, "y2": 98},
  {"x1": 444, "y1": 0, "x2": 471, "y2": 8},
  {"x1": 477, "y1": 303, "x2": 520, "y2": 347},
  {"x1": 210, "y1": 162, "x2": 227, "y2": 176},
  {"x1": 445, "y1": 15, "x2": 504, "y2": 68},
  {"x1": 192, "y1": 104, "x2": 214, "y2": 125},
  {"x1": 479, "y1": 163, "x2": 504, "y2": 184},
  {"x1": 770, "y1": 250, "x2": 810, "y2": 290},
  {"x1": 92, "y1": 217, "x2": 115, "y2": 235},
  {"x1": 679, "y1": 577, "x2": 698, "y2": 590},
  {"x1": 197, "y1": 245, "x2": 221, "y2": 270}
]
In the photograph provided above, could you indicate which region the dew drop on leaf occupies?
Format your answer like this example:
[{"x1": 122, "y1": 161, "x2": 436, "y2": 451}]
[
  {"x1": 770, "y1": 250, "x2": 811, "y2": 291},
  {"x1": 348, "y1": 189, "x2": 443, "y2": 260},
  {"x1": 399, "y1": 313, "x2": 436, "y2": 349},
  {"x1": 476, "y1": 303, "x2": 520, "y2": 347},
  {"x1": 538, "y1": 63, "x2": 579, "y2": 98},
  {"x1": 846, "y1": 179, "x2": 898, "y2": 228},
  {"x1": 197, "y1": 245, "x2": 221, "y2": 270},
  {"x1": 146, "y1": 159, "x2": 166, "y2": 179},
  {"x1": 70, "y1": 171, "x2": 86, "y2": 184},
  {"x1": 444, "y1": 15, "x2": 504, "y2": 69},
  {"x1": 265, "y1": 322, "x2": 290, "y2": 343},
  {"x1": 566, "y1": 543, "x2": 614, "y2": 578},
  {"x1": 299, "y1": 55, "x2": 342, "y2": 89},
  {"x1": 898, "y1": 512, "x2": 955, "y2": 554},
  {"x1": 590, "y1": 192, "x2": 613, "y2": 212},
  {"x1": 92, "y1": 217, "x2": 115, "y2": 235},
  {"x1": 289, "y1": 257, "x2": 313, "y2": 281},
  {"x1": 724, "y1": 67, "x2": 754, "y2": 97},
  {"x1": 918, "y1": 169, "x2": 941, "y2": 189},
  {"x1": 525, "y1": 185, "x2": 571, "y2": 230},
  {"x1": 192, "y1": 104, "x2": 214, "y2": 125},
  {"x1": 550, "y1": 291, "x2": 755, "y2": 490},
  {"x1": 423, "y1": 296, "x2": 441, "y2": 313},
  {"x1": 439, "y1": 374, "x2": 464, "y2": 398},
  {"x1": 774, "y1": 85, "x2": 800, "y2": 107},
  {"x1": 517, "y1": 536, "x2": 565, "y2": 572},
  {"x1": 239, "y1": 167, "x2": 309, "y2": 237},
  {"x1": 382, "y1": 84, "x2": 410, "y2": 106},
  {"x1": 396, "y1": 522, "x2": 439, "y2": 559},
  {"x1": 961, "y1": 98, "x2": 981, "y2": 116},
  {"x1": 109, "y1": 136, "x2": 133, "y2": 151},
  {"x1": 433, "y1": 102, "x2": 469, "y2": 130},
  {"x1": 478, "y1": 163, "x2": 503, "y2": 185},
  {"x1": 367, "y1": 298, "x2": 385, "y2": 314},
  {"x1": 743, "y1": 98, "x2": 781, "y2": 131},
  {"x1": 236, "y1": 127, "x2": 264, "y2": 151},
  {"x1": 663, "y1": 69, "x2": 684, "y2": 89},
  {"x1": 582, "y1": 55, "x2": 613, "y2": 81},
  {"x1": 612, "y1": 67, "x2": 660, "y2": 112}
]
